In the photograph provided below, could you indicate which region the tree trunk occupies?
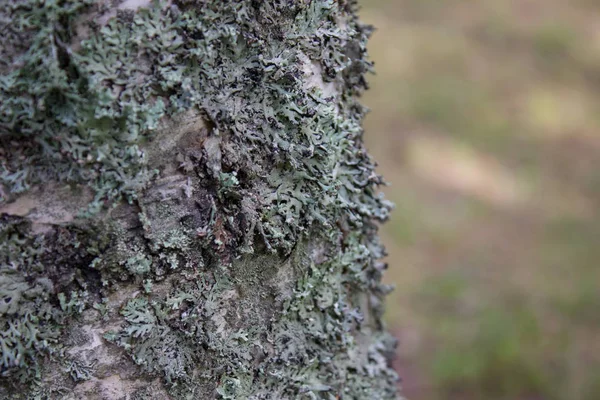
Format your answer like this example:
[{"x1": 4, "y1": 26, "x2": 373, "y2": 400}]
[{"x1": 0, "y1": 0, "x2": 399, "y2": 398}]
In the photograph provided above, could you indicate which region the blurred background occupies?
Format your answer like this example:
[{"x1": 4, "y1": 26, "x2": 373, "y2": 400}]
[{"x1": 358, "y1": 1, "x2": 600, "y2": 399}]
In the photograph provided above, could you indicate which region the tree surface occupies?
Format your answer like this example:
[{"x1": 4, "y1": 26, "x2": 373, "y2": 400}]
[{"x1": 0, "y1": 0, "x2": 399, "y2": 398}]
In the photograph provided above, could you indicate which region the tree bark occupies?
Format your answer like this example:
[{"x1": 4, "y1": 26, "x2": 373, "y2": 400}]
[{"x1": 0, "y1": 0, "x2": 399, "y2": 398}]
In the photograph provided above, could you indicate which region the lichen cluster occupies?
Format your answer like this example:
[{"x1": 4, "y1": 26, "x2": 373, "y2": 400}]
[
  {"x1": 0, "y1": 0, "x2": 398, "y2": 398},
  {"x1": 0, "y1": 216, "x2": 102, "y2": 390}
]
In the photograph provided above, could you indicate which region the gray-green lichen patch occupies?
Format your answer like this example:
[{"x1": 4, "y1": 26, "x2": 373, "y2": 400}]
[
  {"x1": 1, "y1": 0, "x2": 399, "y2": 398},
  {"x1": 0, "y1": 216, "x2": 98, "y2": 383},
  {"x1": 2, "y1": 0, "x2": 390, "y2": 250}
]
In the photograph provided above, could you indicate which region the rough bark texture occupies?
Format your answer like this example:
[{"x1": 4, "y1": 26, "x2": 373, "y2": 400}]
[{"x1": 0, "y1": 0, "x2": 399, "y2": 398}]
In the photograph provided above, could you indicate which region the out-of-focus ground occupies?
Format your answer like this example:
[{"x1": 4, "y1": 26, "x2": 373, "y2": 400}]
[{"x1": 358, "y1": 1, "x2": 600, "y2": 399}]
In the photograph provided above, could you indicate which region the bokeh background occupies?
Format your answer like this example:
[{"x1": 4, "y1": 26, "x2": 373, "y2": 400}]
[{"x1": 358, "y1": 1, "x2": 600, "y2": 399}]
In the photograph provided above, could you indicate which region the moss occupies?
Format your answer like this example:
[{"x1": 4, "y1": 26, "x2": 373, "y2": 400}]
[{"x1": 1, "y1": 0, "x2": 398, "y2": 398}]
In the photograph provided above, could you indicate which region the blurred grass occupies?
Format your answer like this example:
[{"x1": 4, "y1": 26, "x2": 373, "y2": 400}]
[{"x1": 358, "y1": 1, "x2": 600, "y2": 399}]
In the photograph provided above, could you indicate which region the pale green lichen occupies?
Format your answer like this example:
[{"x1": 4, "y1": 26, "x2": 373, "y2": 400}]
[
  {"x1": 0, "y1": 0, "x2": 161, "y2": 209},
  {"x1": 0, "y1": 218, "x2": 73, "y2": 381},
  {"x1": 2, "y1": 0, "x2": 390, "y2": 249},
  {"x1": 1, "y1": 0, "x2": 398, "y2": 398}
]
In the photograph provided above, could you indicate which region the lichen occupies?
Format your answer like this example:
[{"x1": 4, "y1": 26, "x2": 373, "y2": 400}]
[
  {"x1": 1, "y1": 0, "x2": 399, "y2": 398},
  {"x1": 2, "y1": 0, "x2": 390, "y2": 250},
  {"x1": 0, "y1": 217, "x2": 80, "y2": 383},
  {"x1": 0, "y1": 0, "x2": 160, "y2": 210}
]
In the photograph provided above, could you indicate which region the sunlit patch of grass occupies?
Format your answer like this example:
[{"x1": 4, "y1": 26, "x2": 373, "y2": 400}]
[{"x1": 524, "y1": 85, "x2": 591, "y2": 137}]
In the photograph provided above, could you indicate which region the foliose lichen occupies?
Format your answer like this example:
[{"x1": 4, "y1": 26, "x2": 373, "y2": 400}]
[
  {"x1": 1, "y1": 0, "x2": 399, "y2": 398},
  {"x1": 0, "y1": 216, "x2": 98, "y2": 382}
]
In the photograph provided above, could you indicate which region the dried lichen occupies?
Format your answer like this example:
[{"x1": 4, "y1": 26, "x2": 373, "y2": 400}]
[{"x1": 0, "y1": 0, "x2": 399, "y2": 398}]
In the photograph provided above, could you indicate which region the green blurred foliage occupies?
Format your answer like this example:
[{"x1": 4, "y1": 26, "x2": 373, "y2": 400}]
[{"x1": 359, "y1": 0, "x2": 600, "y2": 399}]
